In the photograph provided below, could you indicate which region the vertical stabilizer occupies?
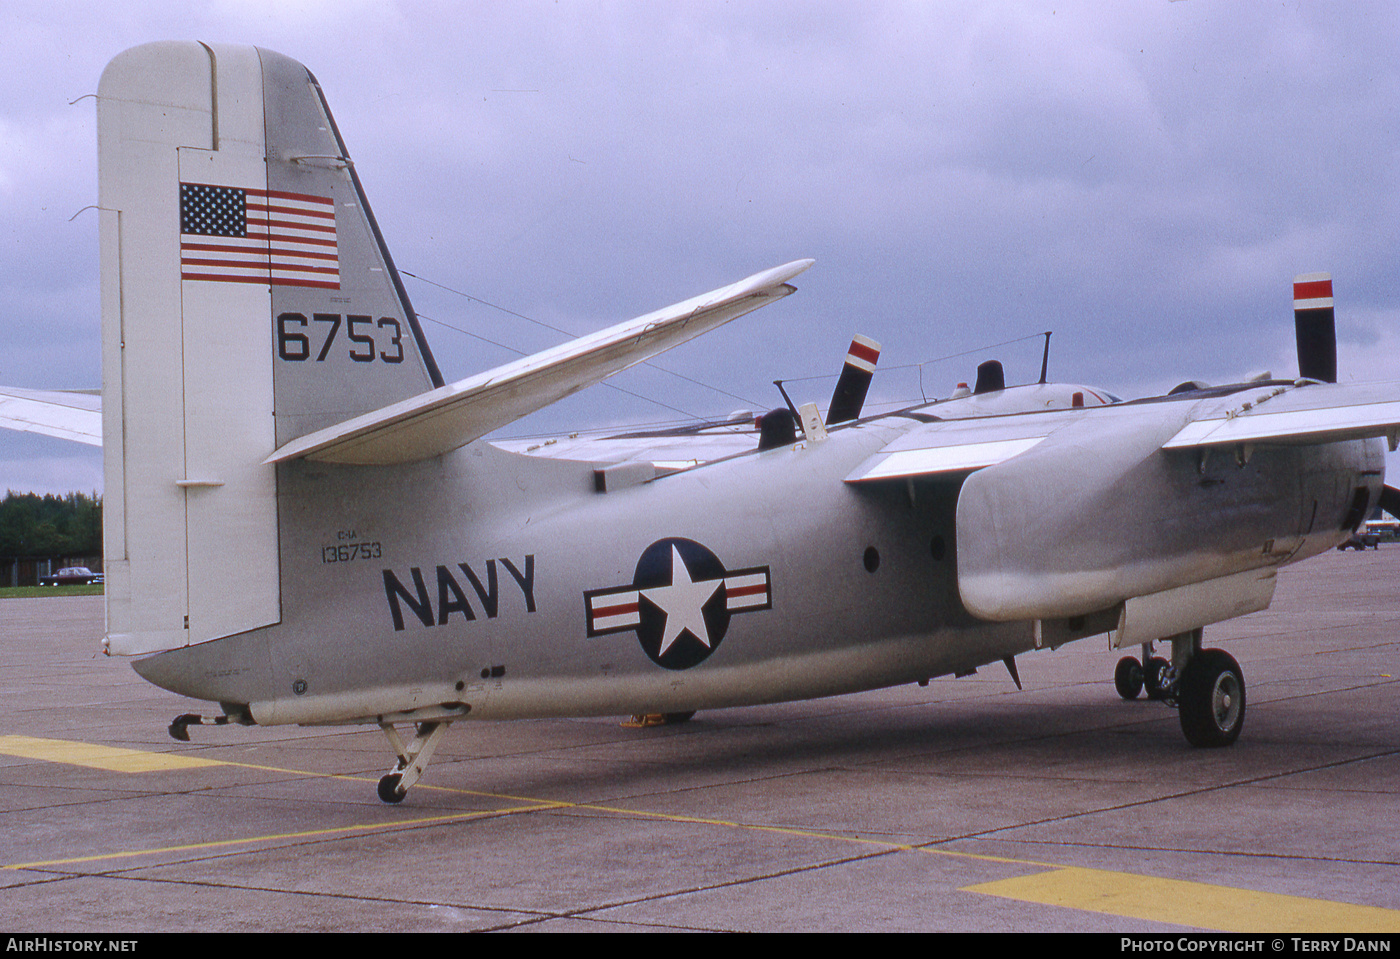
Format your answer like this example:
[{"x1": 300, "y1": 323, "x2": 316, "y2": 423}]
[
  {"x1": 257, "y1": 48, "x2": 443, "y2": 443},
  {"x1": 99, "y1": 43, "x2": 440, "y2": 655}
]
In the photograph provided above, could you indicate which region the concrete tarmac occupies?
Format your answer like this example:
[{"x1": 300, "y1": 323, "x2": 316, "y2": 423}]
[{"x1": 1, "y1": 548, "x2": 1397, "y2": 933}]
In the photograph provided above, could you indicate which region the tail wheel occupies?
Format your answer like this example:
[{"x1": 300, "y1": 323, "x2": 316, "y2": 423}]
[
  {"x1": 1114, "y1": 656, "x2": 1144, "y2": 700},
  {"x1": 1179, "y1": 649, "x2": 1246, "y2": 748},
  {"x1": 377, "y1": 773, "x2": 406, "y2": 804}
]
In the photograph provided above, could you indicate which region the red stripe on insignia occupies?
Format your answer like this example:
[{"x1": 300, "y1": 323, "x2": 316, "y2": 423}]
[
  {"x1": 1293, "y1": 279, "x2": 1333, "y2": 302},
  {"x1": 726, "y1": 583, "x2": 768, "y2": 598},
  {"x1": 592, "y1": 601, "x2": 639, "y2": 618}
]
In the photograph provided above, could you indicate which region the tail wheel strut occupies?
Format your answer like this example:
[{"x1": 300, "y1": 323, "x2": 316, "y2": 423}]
[{"x1": 377, "y1": 720, "x2": 452, "y2": 803}]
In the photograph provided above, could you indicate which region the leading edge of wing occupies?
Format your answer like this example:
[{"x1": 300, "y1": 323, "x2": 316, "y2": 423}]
[
  {"x1": 0, "y1": 386, "x2": 103, "y2": 447},
  {"x1": 266, "y1": 260, "x2": 814, "y2": 466}
]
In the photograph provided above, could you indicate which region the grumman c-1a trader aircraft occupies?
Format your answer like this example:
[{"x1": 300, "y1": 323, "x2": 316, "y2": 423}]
[{"x1": 6, "y1": 42, "x2": 1400, "y2": 804}]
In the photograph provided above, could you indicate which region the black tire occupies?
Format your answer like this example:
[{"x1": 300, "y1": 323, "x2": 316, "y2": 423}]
[
  {"x1": 1114, "y1": 656, "x2": 1143, "y2": 700},
  {"x1": 377, "y1": 773, "x2": 406, "y2": 804},
  {"x1": 1144, "y1": 657, "x2": 1171, "y2": 700},
  {"x1": 1178, "y1": 649, "x2": 1246, "y2": 748}
]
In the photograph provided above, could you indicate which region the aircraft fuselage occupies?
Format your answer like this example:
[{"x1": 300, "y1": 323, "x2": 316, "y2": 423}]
[{"x1": 133, "y1": 396, "x2": 1382, "y2": 728}]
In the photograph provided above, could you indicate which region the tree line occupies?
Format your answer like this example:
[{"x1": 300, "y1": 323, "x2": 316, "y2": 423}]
[{"x1": 0, "y1": 491, "x2": 102, "y2": 560}]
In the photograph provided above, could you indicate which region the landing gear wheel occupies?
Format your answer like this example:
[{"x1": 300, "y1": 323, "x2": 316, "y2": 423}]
[
  {"x1": 623, "y1": 711, "x2": 697, "y2": 728},
  {"x1": 1144, "y1": 657, "x2": 1171, "y2": 700},
  {"x1": 375, "y1": 720, "x2": 451, "y2": 803},
  {"x1": 377, "y1": 773, "x2": 406, "y2": 804},
  {"x1": 1114, "y1": 657, "x2": 1144, "y2": 700},
  {"x1": 1178, "y1": 649, "x2": 1246, "y2": 748}
]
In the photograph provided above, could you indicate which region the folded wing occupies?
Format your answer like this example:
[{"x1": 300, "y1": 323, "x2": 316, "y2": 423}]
[
  {"x1": 1163, "y1": 381, "x2": 1400, "y2": 450},
  {"x1": 0, "y1": 387, "x2": 103, "y2": 446},
  {"x1": 267, "y1": 259, "x2": 814, "y2": 466}
]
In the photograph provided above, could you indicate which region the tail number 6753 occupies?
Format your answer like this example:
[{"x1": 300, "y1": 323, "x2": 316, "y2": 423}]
[{"x1": 277, "y1": 312, "x2": 404, "y2": 364}]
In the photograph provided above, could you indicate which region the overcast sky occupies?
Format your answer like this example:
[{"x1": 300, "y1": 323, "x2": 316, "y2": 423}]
[{"x1": 3, "y1": 1, "x2": 1399, "y2": 494}]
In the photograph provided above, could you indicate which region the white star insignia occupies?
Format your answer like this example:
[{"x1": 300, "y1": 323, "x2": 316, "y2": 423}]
[{"x1": 641, "y1": 545, "x2": 722, "y2": 656}]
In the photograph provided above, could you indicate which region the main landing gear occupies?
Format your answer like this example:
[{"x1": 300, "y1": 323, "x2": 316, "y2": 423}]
[{"x1": 1114, "y1": 630, "x2": 1246, "y2": 748}]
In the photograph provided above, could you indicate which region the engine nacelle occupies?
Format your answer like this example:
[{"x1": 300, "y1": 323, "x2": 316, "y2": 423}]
[{"x1": 955, "y1": 401, "x2": 1381, "y2": 628}]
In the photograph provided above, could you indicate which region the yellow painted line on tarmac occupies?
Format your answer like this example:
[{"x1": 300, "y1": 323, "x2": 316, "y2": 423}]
[
  {"x1": 439, "y1": 785, "x2": 1400, "y2": 931},
  {"x1": 6, "y1": 735, "x2": 1400, "y2": 932},
  {"x1": 0, "y1": 735, "x2": 568, "y2": 871},
  {"x1": 0, "y1": 735, "x2": 225, "y2": 773},
  {"x1": 4, "y1": 801, "x2": 570, "y2": 871},
  {"x1": 963, "y1": 866, "x2": 1400, "y2": 933}
]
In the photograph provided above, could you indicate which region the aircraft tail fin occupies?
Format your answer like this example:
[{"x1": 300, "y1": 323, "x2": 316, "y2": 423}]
[{"x1": 99, "y1": 42, "x2": 439, "y2": 654}]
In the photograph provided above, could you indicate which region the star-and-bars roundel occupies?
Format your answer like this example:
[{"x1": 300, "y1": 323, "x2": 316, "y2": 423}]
[{"x1": 584, "y1": 538, "x2": 772, "y2": 670}]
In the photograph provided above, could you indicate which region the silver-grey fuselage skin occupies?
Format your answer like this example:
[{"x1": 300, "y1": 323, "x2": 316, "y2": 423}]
[{"x1": 133, "y1": 390, "x2": 1381, "y2": 728}]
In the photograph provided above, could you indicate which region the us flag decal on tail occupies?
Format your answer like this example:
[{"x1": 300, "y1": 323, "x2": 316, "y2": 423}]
[{"x1": 179, "y1": 182, "x2": 339, "y2": 289}]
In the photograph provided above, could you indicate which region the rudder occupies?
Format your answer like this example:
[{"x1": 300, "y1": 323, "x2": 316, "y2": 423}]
[{"x1": 99, "y1": 42, "x2": 440, "y2": 655}]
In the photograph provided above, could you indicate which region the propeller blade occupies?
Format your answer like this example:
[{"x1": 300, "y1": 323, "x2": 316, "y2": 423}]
[
  {"x1": 1294, "y1": 272, "x2": 1337, "y2": 383},
  {"x1": 1378, "y1": 485, "x2": 1400, "y2": 521},
  {"x1": 826, "y1": 334, "x2": 881, "y2": 425}
]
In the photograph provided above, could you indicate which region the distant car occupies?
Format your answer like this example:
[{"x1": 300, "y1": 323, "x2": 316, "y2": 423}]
[
  {"x1": 1338, "y1": 531, "x2": 1380, "y2": 551},
  {"x1": 39, "y1": 566, "x2": 100, "y2": 585}
]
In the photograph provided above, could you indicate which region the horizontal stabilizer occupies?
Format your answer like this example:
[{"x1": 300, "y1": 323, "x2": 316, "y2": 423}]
[
  {"x1": 1163, "y1": 381, "x2": 1400, "y2": 450},
  {"x1": 0, "y1": 387, "x2": 103, "y2": 446},
  {"x1": 268, "y1": 259, "x2": 813, "y2": 465}
]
